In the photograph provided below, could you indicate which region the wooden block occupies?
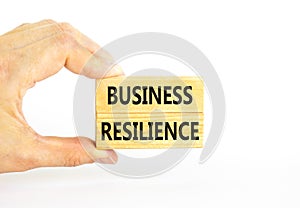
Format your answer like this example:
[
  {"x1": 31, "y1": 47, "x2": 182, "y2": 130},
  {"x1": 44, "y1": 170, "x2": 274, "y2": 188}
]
[
  {"x1": 96, "y1": 76, "x2": 204, "y2": 149},
  {"x1": 96, "y1": 76, "x2": 203, "y2": 114},
  {"x1": 96, "y1": 113, "x2": 203, "y2": 149}
]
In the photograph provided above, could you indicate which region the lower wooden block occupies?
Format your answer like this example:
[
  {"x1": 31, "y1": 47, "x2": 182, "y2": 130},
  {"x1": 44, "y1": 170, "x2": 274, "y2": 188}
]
[{"x1": 96, "y1": 113, "x2": 203, "y2": 149}]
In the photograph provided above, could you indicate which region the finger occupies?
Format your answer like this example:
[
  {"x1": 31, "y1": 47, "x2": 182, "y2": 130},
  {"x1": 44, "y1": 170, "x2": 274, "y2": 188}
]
[
  {"x1": 65, "y1": 39, "x2": 122, "y2": 79},
  {"x1": 56, "y1": 22, "x2": 101, "y2": 53},
  {"x1": 0, "y1": 20, "x2": 61, "y2": 50},
  {"x1": 1, "y1": 20, "x2": 100, "y2": 55},
  {"x1": 3, "y1": 20, "x2": 123, "y2": 81},
  {"x1": 50, "y1": 21, "x2": 121, "y2": 75},
  {"x1": 2, "y1": 19, "x2": 55, "y2": 36},
  {"x1": 35, "y1": 136, "x2": 118, "y2": 167},
  {"x1": 19, "y1": 33, "x2": 122, "y2": 85}
]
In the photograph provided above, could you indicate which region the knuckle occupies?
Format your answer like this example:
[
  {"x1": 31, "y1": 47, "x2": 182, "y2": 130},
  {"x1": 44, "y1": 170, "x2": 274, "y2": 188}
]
[
  {"x1": 46, "y1": 21, "x2": 81, "y2": 50},
  {"x1": 64, "y1": 151, "x2": 82, "y2": 167},
  {"x1": 55, "y1": 32, "x2": 76, "y2": 49},
  {"x1": 17, "y1": 23, "x2": 29, "y2": 28},
  {"x1": 58, "y1": 31, "x2": 73, "y2": 41},
  {"x1": 57, "y1": 22, "x2": 82, "y2": 41},
  {"x1": 42, "y1": 19, "x2": 57, "y2": 25},
  {"x1": 58, "y1": 22, "x2": 74, "y2": 33}
]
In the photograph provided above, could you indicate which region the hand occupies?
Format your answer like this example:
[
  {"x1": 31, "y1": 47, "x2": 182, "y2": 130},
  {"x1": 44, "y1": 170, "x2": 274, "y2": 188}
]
[{"x1": 0, "y1": 20, "x2": 123, "y2": 173}]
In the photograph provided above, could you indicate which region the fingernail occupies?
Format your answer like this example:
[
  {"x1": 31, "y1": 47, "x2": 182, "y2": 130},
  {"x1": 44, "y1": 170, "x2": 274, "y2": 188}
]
[
  {"x1": 96, "y1": 151, "x2": 118, "y2": 164},
  {"x1": 105, "y1": 65, "x2": 124, "y2": 77}
]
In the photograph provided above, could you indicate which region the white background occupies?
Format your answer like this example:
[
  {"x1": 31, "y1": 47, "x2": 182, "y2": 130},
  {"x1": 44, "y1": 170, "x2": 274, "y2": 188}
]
[{"x1": 1, "y1": 0, "x2": 300, "y2": 207}]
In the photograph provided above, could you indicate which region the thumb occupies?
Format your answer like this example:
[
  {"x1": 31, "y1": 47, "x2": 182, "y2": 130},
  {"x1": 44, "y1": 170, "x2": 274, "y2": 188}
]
[{"x1": 35, "y1": 136, "x2": 117, "y2": 167}]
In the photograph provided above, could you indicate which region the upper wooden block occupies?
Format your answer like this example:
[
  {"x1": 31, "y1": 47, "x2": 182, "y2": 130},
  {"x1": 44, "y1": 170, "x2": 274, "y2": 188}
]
[{"x1": 96, "y1": 76, "x2": 204, "y2": 114}]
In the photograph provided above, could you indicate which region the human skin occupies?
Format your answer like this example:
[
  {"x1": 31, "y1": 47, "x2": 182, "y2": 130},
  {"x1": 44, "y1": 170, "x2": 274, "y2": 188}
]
[{"x1": 0, "y1": 20, "x2": 123, "y2": 173}]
